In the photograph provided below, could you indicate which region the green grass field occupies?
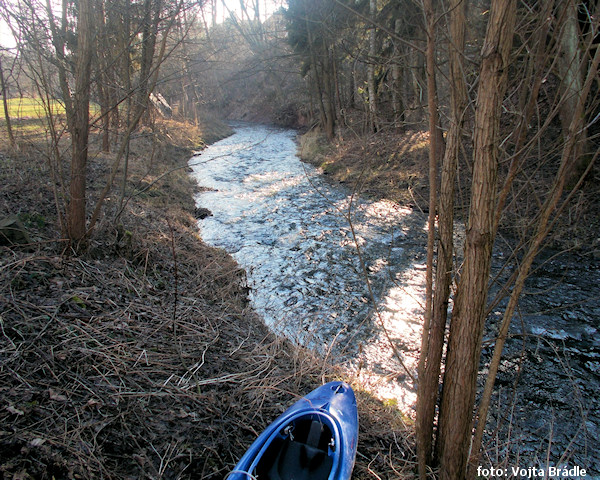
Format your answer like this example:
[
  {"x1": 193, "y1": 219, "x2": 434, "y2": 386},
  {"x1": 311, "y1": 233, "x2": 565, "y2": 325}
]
[
  {"x1": 4, "y1": 97, "x2": 67, "y2": 118},
  {"x1": 2, "y1": 97, "x2": 100, "y2": 119},
  {"x1": 0, "y1": 97, "x2": 102, "y2": 139}
]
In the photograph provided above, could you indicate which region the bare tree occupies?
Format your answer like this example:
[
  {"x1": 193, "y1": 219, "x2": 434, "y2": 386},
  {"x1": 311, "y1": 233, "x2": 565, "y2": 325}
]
[
  {"x1": 1, "y1": 0, "x2": 188, "y2": 245},
  {"x1": 67, "y1": 0, "x2": 94, "y2": 242},
  {"x1": 556, "y1": 0, "x2": 587, "y2": 186},
  {"x1": 0, "y1": 55, "x2": 16, "y2": 148},
  {"x1": 469, "y1": 2, "x2": 600, "y2": 470},
  {"x1": 414, "y1": 0, "x2": 600, "y2": 476},
  {"x1": 416, "y1": 0, "x2": 466, "y2": 476},
  {"x1": 436, "y1": 0, "x2": 517, "y2": 475},
  {"x1": 367, "y1": 0, "x2": 378, "y2": 131}
]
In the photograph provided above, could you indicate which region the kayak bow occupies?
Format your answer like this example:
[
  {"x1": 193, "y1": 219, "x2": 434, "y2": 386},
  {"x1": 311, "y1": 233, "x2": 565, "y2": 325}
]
[{"x1": 228, "y1": 381, "x2": 359, "y2": 480}]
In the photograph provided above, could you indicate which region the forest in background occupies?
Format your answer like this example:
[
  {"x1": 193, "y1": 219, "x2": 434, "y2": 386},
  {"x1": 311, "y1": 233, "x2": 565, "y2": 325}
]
[{"x1": 1, "y1": 0, "x2": 600, "y2": 478}]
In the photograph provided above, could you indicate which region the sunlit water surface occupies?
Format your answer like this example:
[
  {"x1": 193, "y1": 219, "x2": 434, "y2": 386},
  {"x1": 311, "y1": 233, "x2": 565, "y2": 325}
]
[{"x1": 190, "y1": 123, "x2": 600, "y2": 472}]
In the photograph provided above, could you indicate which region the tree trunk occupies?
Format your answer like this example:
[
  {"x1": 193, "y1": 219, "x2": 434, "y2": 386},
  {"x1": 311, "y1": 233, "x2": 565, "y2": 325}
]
[
  {"x1": 323, "y1": 49, "x2": 336, "y2": 139},
  {"x1": 138, "y1": 0, "x2": 162, "y2": 124},
  {"x1": 0, "y1": 57, "x2": 16, "y2": 148},
  {"x1": 47, "y1": 0, "x2": 74, "y2": 124},
  {"x1": 367, "y1": 0, "x2": 377, "y2": 132},
  {"x1": 118, "y1": 0, "x2": 133, "y2": 211},
  {"x1": 416, "y1": 0, "x2": 466, "y2": 475},
  {"x1": 556, "y1": 0, "x2": 588, "y2": 186},
  {"x1": 435, "y1": 1, "x2": 516, "y2": 478},
  {"x1": 391, "y1": 19, "x2": 404, "y2": 129},
  {"x1": 305, "y1": 10, "x2": 333, "y2": 139},
  {"x1": 96, "y1": 1, "x2": 111, "y2": 153},
  {"x1": 67, "y1": 0, "x2": 94, "y2": 243},
  {"x1": 416, "y1": 0, "x2": 440, "y2": 474}
]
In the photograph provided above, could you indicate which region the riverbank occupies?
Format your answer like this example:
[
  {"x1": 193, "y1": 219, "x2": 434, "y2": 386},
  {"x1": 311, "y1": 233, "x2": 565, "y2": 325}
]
[
  {"x1": 297, "y1": 129, "x2": 430, "y2": 211},
  {"x1": 0, "y1": 117, "x2": 414, "y2": 478},
  {"x1": 297, "y1": 129, "x2": 600, "y2": 257}
]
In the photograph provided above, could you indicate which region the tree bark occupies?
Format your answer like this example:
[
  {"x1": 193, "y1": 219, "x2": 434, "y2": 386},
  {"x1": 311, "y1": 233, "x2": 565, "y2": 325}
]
[
  {"x1": 416, "y1": 1, "x2": 440, "y2": 475},
  {"x1": 138, "y1": 0, "x2": 163, "y2": 124},
  {"x1": 391, "y1": 19, "x2": 404, "y2": 129},
  {"x1": 0, "y1": 57, "x2": 16, "y2": 148},
  {"x1": 96, "y1": 1, "x2": 110, "y2": 152},
  {"x1": 67, "y1": 0, "x2": 94, "y2": 243},
  {"x1": 416, "y1": 0, "x2": 466, "y2": 475},
  {"x1": 367, "y1": 0, "x2": 378, "y2": 132},
  {"x1": 304, "y1": 9, "x2": 334, "y2": 139},
  {"x1": 323, "y1": 49, "x2": 336, "y2": 139},
  {"x1": 435, "y1": 1, "x2": 516, "y2": 478},
  {"x1": 556, "y1": 0, "x2": 588, "y2": 186}
]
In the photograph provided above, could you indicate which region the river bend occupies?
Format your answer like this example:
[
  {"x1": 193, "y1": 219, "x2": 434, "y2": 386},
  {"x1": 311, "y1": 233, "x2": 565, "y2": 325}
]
[{"x1": 190, "y1": 123, "x2": 599, "y2": 473}]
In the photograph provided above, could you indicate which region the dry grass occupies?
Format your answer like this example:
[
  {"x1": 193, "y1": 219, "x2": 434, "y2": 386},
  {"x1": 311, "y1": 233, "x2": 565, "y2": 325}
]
[
  {"x1": 298, "y1": 129, "x2": 430, "y2": 211},
  {"x1": 298, "y1": 126, "x2": 600, "y2": 259},
  {"x1": 0, "y1": 116, "x2": 415, "y2": 479}
]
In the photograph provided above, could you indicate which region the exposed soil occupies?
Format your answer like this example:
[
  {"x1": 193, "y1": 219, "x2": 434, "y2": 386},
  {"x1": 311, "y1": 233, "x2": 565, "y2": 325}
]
[{"x1": 0, "y1": 118, "x2": 414, "y2": 479}]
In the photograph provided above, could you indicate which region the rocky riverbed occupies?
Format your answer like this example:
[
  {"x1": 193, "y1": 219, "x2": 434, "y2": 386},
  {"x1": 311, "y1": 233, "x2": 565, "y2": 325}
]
[
  {"x1": 190, "y1": 123, "x2": 600, "y2": 474},
  {"x1": 481, "y1": 251, "x2": 600, "y2": 473}
]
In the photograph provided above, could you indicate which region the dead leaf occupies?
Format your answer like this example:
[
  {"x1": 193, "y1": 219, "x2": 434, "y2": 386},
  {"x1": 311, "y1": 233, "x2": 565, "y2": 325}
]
[
  {"x1": 48, "y1": 389, "x2": 68, "y2": 402},
  {"x1": 29, "y1": 438, "x2": 46, "y2": 447},
  {"x1": 6, "y1": 405, "x2": 24, "y2": 416}
]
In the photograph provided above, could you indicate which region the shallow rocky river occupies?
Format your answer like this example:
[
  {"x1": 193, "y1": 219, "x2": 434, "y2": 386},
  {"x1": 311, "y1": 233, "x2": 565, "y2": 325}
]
[{"x1": 190, "y1": 123, "x2": 599, "y2": 474}]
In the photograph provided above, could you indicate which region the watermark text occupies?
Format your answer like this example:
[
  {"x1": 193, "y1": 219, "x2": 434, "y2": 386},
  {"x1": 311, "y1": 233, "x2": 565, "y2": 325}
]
[{"x1": 477, "y1": 465, "x2": 588, "y2": 478}]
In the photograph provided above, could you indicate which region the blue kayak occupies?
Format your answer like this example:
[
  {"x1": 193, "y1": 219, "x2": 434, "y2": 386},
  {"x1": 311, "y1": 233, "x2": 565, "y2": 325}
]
[{"x1": 227, "y1": 381, "x2": 359, "y2": 480}]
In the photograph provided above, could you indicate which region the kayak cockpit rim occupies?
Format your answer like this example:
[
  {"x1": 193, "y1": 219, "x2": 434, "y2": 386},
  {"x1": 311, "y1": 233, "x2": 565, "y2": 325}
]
[
  {"x1": 227, "y1": 382, "x2": 358, "y2": 480},
  {"x1": 248, "y1": 410, "x2": 342, "y2": 480}
]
